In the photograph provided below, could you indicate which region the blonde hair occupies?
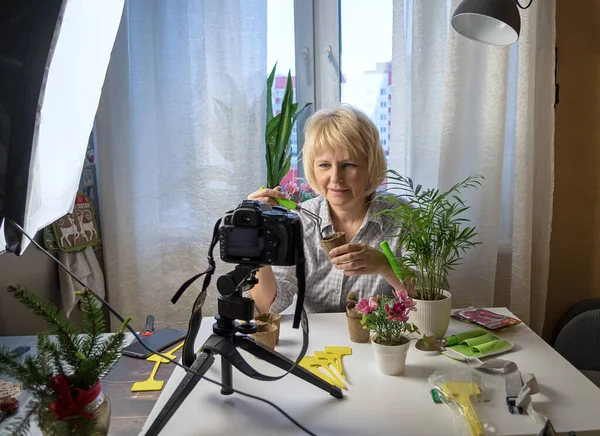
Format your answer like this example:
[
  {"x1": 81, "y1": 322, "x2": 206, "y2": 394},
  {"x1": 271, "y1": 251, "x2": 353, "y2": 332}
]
[{"x1": 302, "y1": 104, "x2": 387, "y2": 196}]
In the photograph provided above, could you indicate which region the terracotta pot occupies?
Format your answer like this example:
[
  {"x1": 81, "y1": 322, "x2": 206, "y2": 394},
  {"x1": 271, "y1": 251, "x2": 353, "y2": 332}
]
[
  {"x1": 409, "y1": 290, "x2": 452, "y2": 339},
  {"x1": 320, "y1": 231, "x2": 346, "y2": 258},
  {"x1": 346, "y1": 303, "x2": 369, "y2": 343},
  {"x1": 371, "y1": 336, "x2": 410, "y2": 376},
  {"x1": 255, "y1": 313, "x2": 281, "y2": 344},
  {"x1": 251, "y1": 322, "x2": 278, "y2": 350}
]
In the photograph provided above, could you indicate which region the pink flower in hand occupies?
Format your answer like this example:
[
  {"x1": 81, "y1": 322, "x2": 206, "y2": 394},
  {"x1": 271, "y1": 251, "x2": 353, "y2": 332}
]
[
  {"x1": 284, "y1": 181, "x2": 299, "y2": 195},
  {"x1": 356, "y1": 298, "x2": 378, "y2": 315},
  {"x1": 300, "y1": 182, "x2": 314, "y2": 194}
]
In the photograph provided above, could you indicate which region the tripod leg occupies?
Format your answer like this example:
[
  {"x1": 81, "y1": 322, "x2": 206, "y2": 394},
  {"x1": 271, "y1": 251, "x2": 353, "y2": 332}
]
[
  {"x1": 145, "y1": 348, "x2": 215, "y2": 436},
  {"x1": 221, "y1": 353, "x2": 233, "y2": 395},
  {"x1": 238, "y1": 336, "x2": 343, "y2": 398},
  {"x1": 202, "y1": 335, "x2": 343, "y2": 398}
]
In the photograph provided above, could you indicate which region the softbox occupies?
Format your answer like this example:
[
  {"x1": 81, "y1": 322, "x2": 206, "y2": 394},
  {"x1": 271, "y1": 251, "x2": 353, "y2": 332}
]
[{"x1": 0, "y1": 0, "x2": 124, "y2": 254}]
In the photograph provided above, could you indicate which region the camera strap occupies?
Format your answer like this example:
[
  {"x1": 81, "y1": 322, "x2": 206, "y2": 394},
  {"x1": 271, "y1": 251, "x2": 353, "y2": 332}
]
[
  {"x1": 169, "y1": 219, "x2": 221, "y2": 366},
  {"x1": 293, "y1": 220, "x2": 306, "y2": 330}
]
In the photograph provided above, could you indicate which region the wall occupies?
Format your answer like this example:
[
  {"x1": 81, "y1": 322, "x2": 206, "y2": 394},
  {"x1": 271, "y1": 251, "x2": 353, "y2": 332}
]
[
  {"x1": 0, "y1": 236, "x2": 60, "y2": 336},
  {"x1": 544, "y1": 0, "x2": 600, "y2": 340}
]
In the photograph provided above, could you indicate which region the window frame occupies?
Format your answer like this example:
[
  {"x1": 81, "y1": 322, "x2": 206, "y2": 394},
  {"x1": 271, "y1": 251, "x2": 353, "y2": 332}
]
[{"x1": 293, "y1": 0, "x2": 341, "y2": 178}]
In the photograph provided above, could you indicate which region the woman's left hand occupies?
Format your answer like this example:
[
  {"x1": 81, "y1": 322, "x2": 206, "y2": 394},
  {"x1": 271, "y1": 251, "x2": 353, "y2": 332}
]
[{"x1": 329, "y1": 243, "x2": 390, "y2": 276}]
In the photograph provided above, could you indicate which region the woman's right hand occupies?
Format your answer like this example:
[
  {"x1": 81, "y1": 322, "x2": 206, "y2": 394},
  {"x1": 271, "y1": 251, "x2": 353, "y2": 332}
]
[{"x1": 247, "y1": 186, "x2": 286, "y2": 207}]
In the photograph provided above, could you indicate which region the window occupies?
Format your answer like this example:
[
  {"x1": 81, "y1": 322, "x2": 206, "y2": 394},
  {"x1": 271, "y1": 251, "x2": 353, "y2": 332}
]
[
  {"x1": 340, "y1": 0, "x2": 393, "y2": 165},
  {"x1": 267, "y1": 0, "x2": 297, "y2": 185},
  {"x1": 269, "y1": 0, "x2": 393, "y2": 182}
]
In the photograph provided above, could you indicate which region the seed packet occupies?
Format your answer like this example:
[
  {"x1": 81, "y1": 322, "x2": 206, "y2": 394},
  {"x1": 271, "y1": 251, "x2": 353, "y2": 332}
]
[{"x1": 452, "y1": 307, "x2": 521, "y2": 330}]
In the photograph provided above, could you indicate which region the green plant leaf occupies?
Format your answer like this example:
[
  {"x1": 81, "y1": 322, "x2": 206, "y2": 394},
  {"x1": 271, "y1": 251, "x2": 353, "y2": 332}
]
[
  {"x1": 272, "y1": 71, "x2": 295, "y2": 174},
  {"x1": 266, "y1": 62, "x2": 277, "y2": 124},
  {"x1": 377, "y1": 173, "x2": 482, "y2": 299},
  {"x1": 292, "y1": 102, "x2": 312, "y2": 124},
  {"x1": 265, "y1": 65, "x2": 312, "y2": 188}
]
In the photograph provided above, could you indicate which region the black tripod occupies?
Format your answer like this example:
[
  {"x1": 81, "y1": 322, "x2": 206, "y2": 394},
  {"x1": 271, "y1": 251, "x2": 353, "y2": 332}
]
[{"x1": 145, "y1": 265, "x2": 343, "y2": 436}]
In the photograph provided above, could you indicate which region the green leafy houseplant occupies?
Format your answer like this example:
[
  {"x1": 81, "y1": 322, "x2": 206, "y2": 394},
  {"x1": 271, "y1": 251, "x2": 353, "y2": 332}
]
[
  {"x1": 265, "y1": 63, "x2": 311, "y2": 188},
  {"x1": 377, "y1": 171, "x2": 482, "y2": 301},
  {"x1": 0, "y1": 285, "x2": 130, "y2": 436}
]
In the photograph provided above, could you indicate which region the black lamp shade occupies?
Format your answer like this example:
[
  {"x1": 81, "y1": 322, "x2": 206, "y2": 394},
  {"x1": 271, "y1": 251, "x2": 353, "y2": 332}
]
[{"x1": 451, "y1": 0, "x2": 521, "y2": 46}]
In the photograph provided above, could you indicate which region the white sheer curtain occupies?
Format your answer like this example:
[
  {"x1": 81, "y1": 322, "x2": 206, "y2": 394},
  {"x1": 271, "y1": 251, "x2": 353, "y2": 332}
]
[
  {"x1": 390, "y1": 0, "x2": 555, "y2": 333},
  {"x1": 96, "y1": 0, "x2": 267, "y2": 330}
]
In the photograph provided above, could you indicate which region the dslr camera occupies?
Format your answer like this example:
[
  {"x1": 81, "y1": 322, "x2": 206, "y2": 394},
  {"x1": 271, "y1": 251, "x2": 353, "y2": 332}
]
[{"x1": 219, "y1": 200, "x2": 302, "y2": 267}]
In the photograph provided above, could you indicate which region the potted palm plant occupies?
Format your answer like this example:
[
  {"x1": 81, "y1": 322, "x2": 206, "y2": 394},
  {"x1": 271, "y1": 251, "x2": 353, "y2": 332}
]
[
  {"x1": 0, "y1": 285, "x2": 130, "y2": 435},
  {"x1": 265, "y1": 63, "x2": 311, "y2": 188},
  {"x1": 376, "y1": 171, "x2": 482, "y2": 338}
]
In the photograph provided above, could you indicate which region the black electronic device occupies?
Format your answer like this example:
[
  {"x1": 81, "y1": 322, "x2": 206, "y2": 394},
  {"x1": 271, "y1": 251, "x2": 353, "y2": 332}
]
[
  {"x1": 144, "y1": 202, "x2": 342, "y2": 436},
  {"x1": 121, "y1": 328, "x2": 186, "y2": 359},
  {"x1": 219, "y1": 200, "x2": 301, "y2": 266}
]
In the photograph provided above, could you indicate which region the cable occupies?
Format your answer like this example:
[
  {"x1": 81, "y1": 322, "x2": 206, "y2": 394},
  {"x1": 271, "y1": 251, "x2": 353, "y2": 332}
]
[
  {"x1": 5, "y1": 218, "x2": 318, "y2": 436},
  {"x1": 515, "y1": 0, "x2": 533, "y2": 9}
]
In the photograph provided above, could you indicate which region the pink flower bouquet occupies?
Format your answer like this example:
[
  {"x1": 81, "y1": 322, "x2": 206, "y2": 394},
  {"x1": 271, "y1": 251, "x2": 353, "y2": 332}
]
[
  {"x1": 282, "y1": 179, "x2": 318, "y2": 204},
  {"x1": 355, "y1": 290, "x2": 419, "y2": 345}
]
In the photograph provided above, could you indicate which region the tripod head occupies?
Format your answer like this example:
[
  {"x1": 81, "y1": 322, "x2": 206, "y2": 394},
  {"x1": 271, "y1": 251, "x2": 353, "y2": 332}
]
[{"x1": 214, "y1": 264, "x2": 261, "y2": 336}]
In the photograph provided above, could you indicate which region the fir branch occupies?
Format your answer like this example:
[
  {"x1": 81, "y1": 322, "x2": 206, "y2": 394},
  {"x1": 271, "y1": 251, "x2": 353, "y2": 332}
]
[
  {"x1": 2, "y1": 398, "x2": 39, "y2": 436},
  {"x1": 0, "y1": 349, "x2": 45, "y2": 397},
  {"x1": 91, "y1": 332, "x2": 126, "y2": 381},
  {"x1": 22, "y1": 356, "x2": 50, "y2": 390},
  {"x1": 45, "y1": 340, "x2": 69, "y2": 379},
  {"x1": 7, "y1": 285, "x2": 82, "y2": 368},
  {"x1": 35, "y1": 334, "x2": 53, "y2": 382},
  {"x1": 78, "y1": 289, "x2": 105, "y2": 357},
  {"x1": 0, "y1": 345, "x2": 30, "y2": 381}
]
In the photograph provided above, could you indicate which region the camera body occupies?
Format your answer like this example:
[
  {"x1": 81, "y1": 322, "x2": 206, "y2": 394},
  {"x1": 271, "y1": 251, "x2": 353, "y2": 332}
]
[{"x1": 219, "y1": 200, "x2": 301, "y2": 266}]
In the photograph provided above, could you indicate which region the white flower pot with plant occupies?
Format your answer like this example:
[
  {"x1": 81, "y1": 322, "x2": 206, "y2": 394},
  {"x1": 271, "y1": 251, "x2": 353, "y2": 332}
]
[
  {"x1": 354, "y1": 290, "x2": 418, "y2": 375},
  {"x1": 377, "y1": 171, "x2": 482, "y2": 339}
]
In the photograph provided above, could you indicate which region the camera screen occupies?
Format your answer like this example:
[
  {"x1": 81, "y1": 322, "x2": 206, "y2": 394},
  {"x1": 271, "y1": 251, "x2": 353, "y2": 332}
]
[{"x1": 226, "y1": 227, "x2": 264, "y2": 258}]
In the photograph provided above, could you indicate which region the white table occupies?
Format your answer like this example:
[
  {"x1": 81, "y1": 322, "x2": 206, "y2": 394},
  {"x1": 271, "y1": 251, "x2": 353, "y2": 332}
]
[{"x1": 142, "y1": 309, "x2": 600, "y2": 436}]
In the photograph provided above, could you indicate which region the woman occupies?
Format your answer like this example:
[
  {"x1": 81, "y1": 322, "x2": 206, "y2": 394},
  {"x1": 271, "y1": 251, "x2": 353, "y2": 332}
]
[{"x1": 247, "y1": 104, "x2": 404, "y2": 314}]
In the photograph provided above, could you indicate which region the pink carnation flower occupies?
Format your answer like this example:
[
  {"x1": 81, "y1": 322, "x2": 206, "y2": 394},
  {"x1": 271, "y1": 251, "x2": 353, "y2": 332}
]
[
  {"x1": 385, "y1": 302, "x2": 410, "y2": 322},
  {"x1": 393, "y1": 289, "x2": 416, "y2": 311},
  {"x1": 356, "y1": 297, "x2": 378, "y2": 315},
  {"x1": 284, "y1": 181, "x2": 299, "y2": 196}
]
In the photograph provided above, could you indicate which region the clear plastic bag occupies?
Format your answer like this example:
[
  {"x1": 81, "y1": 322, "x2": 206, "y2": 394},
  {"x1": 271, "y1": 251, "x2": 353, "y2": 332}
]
[{"x1": 429, "y1": 369, "x2": 496, "y2": 436}]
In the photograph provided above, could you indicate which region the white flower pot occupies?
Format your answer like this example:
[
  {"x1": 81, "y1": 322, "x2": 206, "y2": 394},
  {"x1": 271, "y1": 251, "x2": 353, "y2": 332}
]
[
  {"x1": 409, "y1": 290, "x2": 452, "y2": 339},
  {"x1": 371, "y1": 337, "x2": 410, "y2": 376}
]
